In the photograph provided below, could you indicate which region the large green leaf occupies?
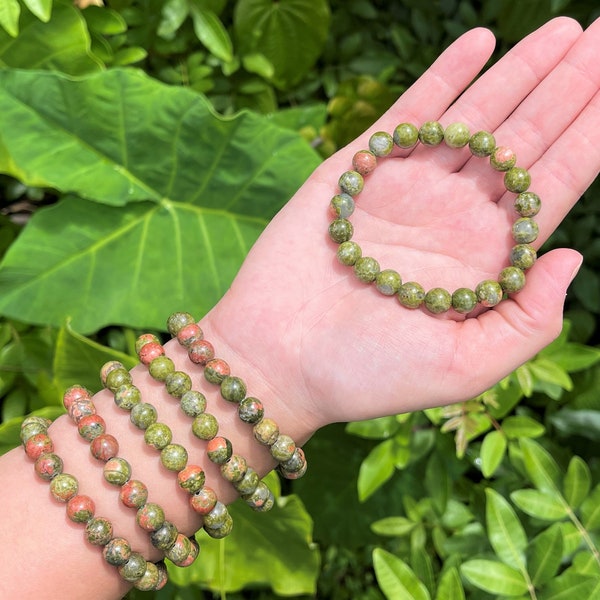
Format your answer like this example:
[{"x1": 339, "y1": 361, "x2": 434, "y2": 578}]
[
  {"x1": 527, "y1": 524, "x2": 563, "y2": 586},
  {"x1": 510, "y1": 489, "x2": 568, "y2": 521},
  {"x1": 520, "y1": 438, "x2": 562, "y2": 494},
  {"x1": 461, "y1": 559, "x2": 529, "y2": 596},
  {"x1": 0, "y1": 68, "x2": 320, "y2": 332},
  {"x1": 563, "y1": 455, "x2": 591, "y2": 509},
  {"x1": 373, "y1": 548, "x2": 431, "y2": 600},
  {"x1": 435, "y1": 567, "x2": 465, "y2": 600}
]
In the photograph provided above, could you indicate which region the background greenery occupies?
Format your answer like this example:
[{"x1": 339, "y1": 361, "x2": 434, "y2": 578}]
[{"x1": 1, "y1": 1, "x2": 600, "y2": 598}]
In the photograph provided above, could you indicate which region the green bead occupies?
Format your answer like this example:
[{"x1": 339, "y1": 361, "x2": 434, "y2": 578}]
[
  {"x1": 207, "y1": 437, "x2": 232, "y2": 464},
  {"x1": 338, "y1": 170, "x2": 364, "y2": 196},
  {"x1": 444, "y1": 122, "x2": 470, "y2": 148},
  {"x1": 424, "y1": 288, "x2": 452, "y2": 314},
  {"x1": 253, "y1": 418, "x2": 279, "y2": 446},
  {"x1": 510, "y1": 244, "x2": 537, "y2": 270},
  {"x1": 504, "y1": 167, "x2": 531, "y2": 193},
  {"x1": 221, "y1": 454, "x2": 248, "y2": 483},
  {"x1": 180, "y1": 390, "x2": 207, "y2": 417},
  {"x1": 114, "y1": 384, "x2": 141, "y2": 411},
  {"x1": 220, "y1": 376, "x2": 247, "y2": 403},
  {"x1": 475, "y1": 280, "x2": 504, "y2": 307},
  {"x1": 499, "y1": 266, "x2": 526, "y2": 293},
  {"x1": 270, "y1": 434, "x2": 296, "y2": 462},
  {"x1": 130, "y1": 402, "x2": 158, "y2": 430},
  {"x1": 369, "y1": 131, "x2": 394, "y2": 156},
  {"x1": 330, "y1": 193, "x2": 355, "y2": 218},
  {"x1": 103, "y1": 537, "x2": 132, "y2": 566},
  {"x1": 353, "y1": 256, "x2": 380, "y2": 283},
  {"x1": 160, "y1": 443, "x2": 188, "y2": 472},
  {"x1": 150, "y1": 521, "x2": 178, "y2": 551},
  {"x1": 337, "y1": 241, "x2": 362, "y2": 266},
  {"x1": 133, "y1": 562, "x2": 161, "y2": 592},
  {"x1": 398, "y1": 281, "x2": 425, "y2": 308},
  {"x1": 20, "y1": 416, "x2": 50, "y2": 443},
  {"x1": 104, "y1": 457, "x2": 131, "y2": 486},
  {"x1": 148, "y1": 355, "x2": 175, "y2": 382},
  {"x1": 375, "y1": 269, "x2": 402, "y2": 295},
  {"x1": 50, "y1": 473, "x2": 79, "y2": 502},
  {"x1": 328, "y1": 218, "x2": 354, "y2": 243},
  {"x1": 393, "y1": 122, "x2": 419, "y2": 148},
  {"x1": 512, "y1": 217, "x2": 539, "y2": 244},
  {"x1": 469, "y1": 131, "x2": 496, "y2": 157},
  {"x1": 118, "y1": 552, "x2": 147, "y2": 582},
  {"x1": 233, "y1": 467, "x2": 260, "y2": 495},
  {"x1": 203, "y1": 502, "x2": 231, "y2": 530},
  {"x1": 451, "y1": 288, "x2": 478, "y2": 314},
  {"x1": 165, "y1": 371, "x2": 192, "y2": 398},
  {"x1": 137, "y1": 502, "x2": 166, "y2": 532},
  {"x1": 204, "y1": 358, "x2": 230, "y2": 384},
  {"x1": 490, "y1": 146, "x2": 516, "y2": 171},
  {"x1": 85, "y1": 516, "x2": 113, "y2": 546},
  {"x1": 514, "y1": 192, "x2": 541, "y2": 217},
  {"x1": 192, "y1": 413, "x2": 219, "y2": 440},
  {"x1": 418, "y1": 121, "x2": 444, "y2": 146},
  {"x1": 238, "y1": 397, "x2": 264, "y2": 423},
  {"x1": 166, "y1": 312, "x2": 195, "y2": 336},
  {"x1": 105, "y1": 368, "x2": 132, "y2": 393},
  {"x1": 243, "y1": 481, "x2": 275, "y2": 512},
  {"x1": 144, "y1": 422, "x2": 172, "y2": 450}
]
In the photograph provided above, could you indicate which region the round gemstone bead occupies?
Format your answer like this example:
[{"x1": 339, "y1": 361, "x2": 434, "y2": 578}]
[
  {"x1": 490, "y1": 146, "x2": 516, "y2": 171},
  {"x1": 204, "y1": 358, "x2": 230, "y2": 384},
  {"x1": 104, "y1": 457, "x2": 132, "y2": 486},
  {"x1": 510, "y1": 244, "x2": 537, "y2": 270},
  {"x1": 24, "y1": 433, "x2": 54, "y2": 460},
  {"x1": 338, "y1": 170, "x2": 364, "y2": 196},
  {"x1": 50, "y1": 473, "x2": 79, "y2": 502},
  {"x1": 137, "y1": 502, "x2": 165, "y2": 532},
  {"x1": 20, "y1": 417, "x2": 51, "y2": 444},
  {"x1": 469, "y1": 131, "x2": 496, "y2": 157},
  {"x1": 180, "y1": 390, "x2": 207, "y2": 417},
  {"x1": 68, "y1": 398, "x2": 96, "y2": 424},
  {"x1": 504, "y1": 167, "x2": 531, "y2": 193},
  {"x1": 120, "y1": 480, "x2": 149, "y2": 509},
  {"x1": 167, "y1": 312, "x2": 195, "y2": 336},
  {"x1": 512, "y1": 217, "x2": 539, "y2": 243},
  {"x1": 279, "y1": 447, "x2": 307, "y2": 478},
  {"x1": 176, "y1": 323, "x2": 203, "y2": 347},
  {"x1": 99, "y1": 361, "x2": 124, "y2": 387},
  {"x1": 150, "y1": 521, "x2": 178, "y2": 551},
  {"x1": 369, "y1": 131, "x2": 394, "y2": 156},
  {"x1": 203, "y1": 502, "x2": 230, "y2": 529},
  {"x1": 165, "y1": 371, "x2": 192, "y2": 398},
  {"x1": 233, "y1": 467, "x2": 260, "y2": 495},
  {"x1": 34, "y1": 453, "x2": 63, "y2": 480},
  {"x1": 354, "y1": 256, "x2": 380, "y2": 283},
  {"x1": 90, "y1": 433, "x2": 119, "y2": 462},
  {"x1": 77, "y1": 414, "x2": 106, "y2": 441},
  {"x1": 62, "y1": 385, "x2": 92, "y2": 411},
  {"x1": 221, "y1": 454, "x2": 248, "y2": 483},
  {"x1": 375, "y1": 269, "x2": 402, "y2": 295},
  {"x1": 253, "y1": 418, "x2": 279, "y2": 446},
  {"x1": 206, "y1": 437, "x2": 232, "y2": 464},
  {"x1": 243, "y1": 481, "x2": 275, "y2": 512},
  {"x1": 130, "y1": 402, "x2": 158, "y2": 430},
  {"x1": 418, "y1": 121, "x2": 444, "y2": 146},
  {"x1": 424, "y1": 288, "x2": 452, "y2": 314},
  {"x1": 328, "y1": 218, "x2": 354, "y2": 243},
  {"x1": 499, "y1": 266, "x2": 526, "y2": 293},
  {"x1": 352, "y1": 150, "x2": 377, "y2": 176},
  {"x1": 514, "y1": 192, "x2": 541, "y2": 217},
  {"x1": 238, "y1": 397, "x2": 264, "y2": 423},
  {"x1": 221, "y1": 376, "x2": 247, "y2": 403},
  {"x1": 85, "y1": 516, "x2": 113, "y2": 546},
  {"x1": 177, "y1": 464, "x2": 205, "y2": 494},
  {"x1": 190, "y1": 486, "x2": 218, "y2": 515},
  {"x1": 104, "y1": 367, "x2": 132, "y2": 393},
  {"x1": 337, "y1": 240, "x2": 362, "y2": 266},
  {"x1": 103, "y1": 537, "x2": 132, "y2": 566},
  {"x1": 393, "y1": 122, "x2": 419, "y2": 148},
  {"x1": 138, "y1": 342, "x2": 165, "y2": 366},
  {"x1": 118, "y1": 552, "x2": 147, "y2": 582},
  {"x1": 135, "y1": 333, "x2": 160, "y2": 355},
  {"x1": 330, "y1": 193, "x2": 355, "y2": 218},
  {"x1": 270, "y1": 434, "x2": 296, "y2": 462},
  {"x1": 148, "y1": 356, "x2": 175, "y2": 382},
  {"x1": 160, "y1": 444, "x2": 188, "y2": 472},
  {"x1": 205, "y1": 512, "x2": 233, "y2": 538},
  {"x1": 114, "y1": 384, "x2": 142, "y2": 411},
  {"x1": 476, "y1": 280, "x2": 504, "y2": 307},
  {"x1": 187, "y1": 340, "x2": 215, "y2": 365},
  {"x1": 67, "y1": 494, "x2": 95, "y2": 523},
  {"x1": 144, "y1": 422, "x2": 172, "y2": 450},
  {"x1": 444, "y1": 122, "x2": 470, "y2": 148},
  {"x1": 164, "y1": 534, "x2": 196, "y2": 566},
  {"x1": 134, "y1": 562, "x2": 163, "y2": 592},
  {"x1": 192, "y1": 413, "x2": 219, "y2": 440},
  {"x1": 452, "y1": 288, "x2": 478, "y2": 314},
  {"x1": 398, "y1": 281, "x2": 425, "y2": 308}
]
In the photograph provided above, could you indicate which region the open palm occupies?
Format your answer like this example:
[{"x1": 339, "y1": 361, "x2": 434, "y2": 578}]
[{"x1": 206, "y1": 17, "x2": 600, "y2": 436}]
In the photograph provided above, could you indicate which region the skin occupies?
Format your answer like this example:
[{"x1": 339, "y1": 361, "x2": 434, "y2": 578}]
[{"x1": 1, "y1": 16, "x2": 599, "y2": 600}]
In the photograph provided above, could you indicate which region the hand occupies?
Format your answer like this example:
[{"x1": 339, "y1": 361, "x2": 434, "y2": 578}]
[{"x1": 205, "y1": 17, "x2": 599, "y2": 436}]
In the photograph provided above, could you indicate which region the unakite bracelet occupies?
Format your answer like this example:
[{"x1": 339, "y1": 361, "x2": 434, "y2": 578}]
[
  {"x1": 328, "y1": 122, "x2": 540, "y2": 315},
  {"x1": 20, "y1": 415, "x2": 168, "y2": 592}
]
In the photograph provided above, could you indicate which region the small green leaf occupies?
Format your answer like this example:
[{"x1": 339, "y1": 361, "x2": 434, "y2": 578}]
[
  {"x1": 111, "y1": 47, "x2": 148, "y2": 66},
  {"x1": 357, "y1": 439, "x2": 396, "y2": 502},
  {"x1": 543, "y1": 342, "x2": 600, "y2": 372},
  {"x1": 527, "y1": 523, "x2": 563, "y2": 586},
  {"x1": 515, "y1": 364, "x2": 534, "y2": 396},
  {"x1": 373, "y1": 548, "x2": 431, "y2": 600},
  {"x1": 190, "y1": 4, "x2": 233, "y2": 62},
  {"x1": 502, "y1": 415, "x2": 545, "y2": 439},
  {"x1": 242, "y1": 52, "x2": 275, "y2": 78},
  {"x1": 23, "y1": 0, "x2": 52, "y2": 22},
  {"x1": 485, "y1": 488, "x2": 527, "y2": 570},
  {"x1": 346, "y1": 416, "x2": 400, "y2": 440},
  {"x1": 435, "y1": 567, "x2": 465, "y2": 600},
  {"x1": 480, "y1": 430, "x2": 507, "y2": 477},
  {"x1": 581, "y1": 484, "x2": 600, "y2": 530},
  {"x1": 81, "y1": 6, "x2": 126, "y2": 34},
  {"x1": 510, "y1": 489, "x2": 568, "y2": 521},
  {"x1": 0, "y1": 0, "x2": 20, "y2": 37},
  {"x1": 564, "y1": 455, "x2": 591, "y2": 509},
  {"x1": 371, "y1": 516, "x2": 416, "y2": 537},
  {"x1": 538, "y1": 571, "x2": 600, "y2": 600},
  {"x1": 572, "y1": 550, "x2": 600, "y2": 577},
  {"x1": 529, "y1": 357, "x2": 573, "y2": 391},
  {"x1": 520, "y1": 438, "x2": 562, "y2": 494},
  {"x1": 425, "y1": 452, "x2": 449, "y2": 515},
  {"x1": 157, "y1": 0, "x2": 189, "y2": 38},
  {"x1": 559, "y1": 522, "x2": 583, "y2": 555},
  {"x1": 461, "y1": 559, "x2": 529, "y2": 596}
]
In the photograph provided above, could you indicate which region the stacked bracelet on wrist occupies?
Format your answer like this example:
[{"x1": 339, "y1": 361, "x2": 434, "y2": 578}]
[{"x1": 328, "y1": 122, "x2": 540, "y2": 315}]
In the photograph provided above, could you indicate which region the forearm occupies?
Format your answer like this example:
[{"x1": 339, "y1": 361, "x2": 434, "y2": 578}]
[{"x1": 0, "y1": 312, "x2": 317, "y2": 600}]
